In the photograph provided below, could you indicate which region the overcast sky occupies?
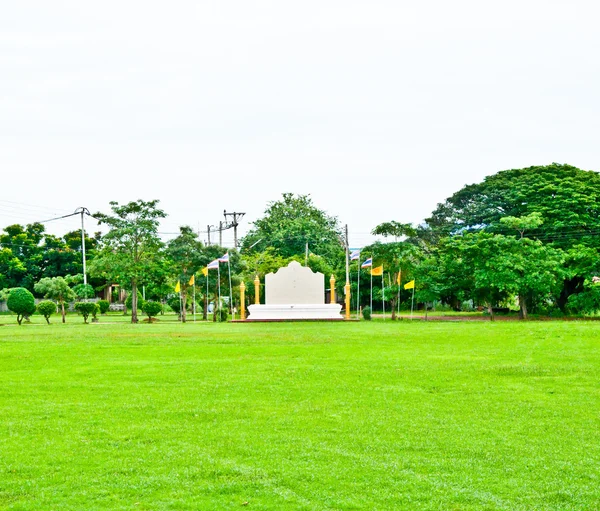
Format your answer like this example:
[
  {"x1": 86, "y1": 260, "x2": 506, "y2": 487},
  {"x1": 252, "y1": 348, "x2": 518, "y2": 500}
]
[{"x1": 1, "y1": 1, "x2": 598, "y2": 248}]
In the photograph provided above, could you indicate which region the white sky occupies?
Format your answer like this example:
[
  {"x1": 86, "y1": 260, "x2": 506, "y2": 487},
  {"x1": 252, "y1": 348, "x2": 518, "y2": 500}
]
[{"x1": 1, "y1": 0, "x2": 598, "y2": 248}]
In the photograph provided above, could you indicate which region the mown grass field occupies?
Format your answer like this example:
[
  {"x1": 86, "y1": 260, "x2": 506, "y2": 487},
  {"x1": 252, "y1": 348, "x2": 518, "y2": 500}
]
[{"x1": 0, "y1": 319, "x2": 599, "y2": 510}]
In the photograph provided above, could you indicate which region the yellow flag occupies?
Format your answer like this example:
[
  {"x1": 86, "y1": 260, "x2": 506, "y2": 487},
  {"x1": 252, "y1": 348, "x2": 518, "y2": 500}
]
[
  {"x1": 189, "y1": 275, "x2": 195, "y2": 286},
  {"x1": 404, "y1": 280, "x2": 415, "y2": 290},
  {"x1": 201, "y1": 267, "x2": 208, "y2": 277},
  {"x1": 175, "y1": 281, "x2": 181, "y2": 293},
  {"x1": 371, "y1": 265, "x2": 383, "y2": 276}
]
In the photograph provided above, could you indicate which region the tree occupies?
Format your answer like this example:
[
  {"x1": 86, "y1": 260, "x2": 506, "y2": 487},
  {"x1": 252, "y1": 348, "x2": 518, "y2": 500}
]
[
  {"x1": 91, "y1": 200, "x2": 166, "y2": 323},
  {"x1": 363, "y1": 222, "x2": 422, "y2": 319},
  {"x1": 7, "y1": 287, "x2": 36, "y2": 325},
  {"x1": 72, "y1": 283, "x2": 95, "y2": 300},
  {"x1": 37, "y1": 300, "x2": 57, "y2": 324},
  {"x1": 426, "y1": 164, "x2": 600, "y2": 310},
  {"x1": 75, "y1": 302, "x2": 99, "y2": 324},
  {"x1": 427, "y1": 164, "x2": 600, "y2": 246},
  {"x1": 0, "y1": 223, "x2": 46, "y2": 290},
  {"x1": 241, "y1": 193, "x2": 344, "y2": 264},
  {"x1": 34, "y1": 277, "x2": 76, "y2": 323},
  {"x1": 165, "y1": 226, "x2": 205, "y2": 323},
  {"x1": 455, "y1": 233, "x2": 563, "y2": 319},
  {"x1": 141, "y1": 300, "x2": 163, "y2": 322},
  {"x1": 0, "y1": 248, "x2": 26, "y2": 289}
]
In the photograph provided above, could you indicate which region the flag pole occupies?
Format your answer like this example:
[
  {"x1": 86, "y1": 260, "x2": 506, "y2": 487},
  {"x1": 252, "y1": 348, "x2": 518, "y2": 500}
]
[
  {"x1": 410, "y1": 285, "x2": 415, "y2": 319},
  {"x1": 382, "y1": 272, "x2": 385, "y2": 321},
  {"x1": 398, "y1": 268, "x2": 401, "y2": 317},
  {"x1": 179, "y1": 285, "x2": 183, "y2": 323},
  {"x1": 217, "y1": 264, "x2": 221, "y2": 311},
  {"x1": 227, "y1": 258, "x2": 233, "y2": 317},
  {"x1": 205, "y1": 270, "x2": 209, "y2": 321},
  {"x1": 370, "y1": 255, "x2": 373, "y2": 312},
  {"x1": 356, "y1": 260, "x2": 361, "y2": 319}
]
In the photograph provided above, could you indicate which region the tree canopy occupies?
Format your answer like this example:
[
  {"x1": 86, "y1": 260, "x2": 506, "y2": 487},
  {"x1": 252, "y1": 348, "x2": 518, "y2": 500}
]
[{"x1": 242, "y1": 193, "x2": 343, "y2": 263}]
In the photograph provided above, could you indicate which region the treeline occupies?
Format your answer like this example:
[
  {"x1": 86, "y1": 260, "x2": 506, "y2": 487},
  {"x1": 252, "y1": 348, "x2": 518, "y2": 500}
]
[{"x1": 2, "y1": 164, "x2": 600, "y2": 321}]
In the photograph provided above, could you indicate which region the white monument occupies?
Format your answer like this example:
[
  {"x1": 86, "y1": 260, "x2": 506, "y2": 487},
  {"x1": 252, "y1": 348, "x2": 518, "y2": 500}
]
[{"x1": 247, "y1": 261, "x2": 342, "y2": 320}]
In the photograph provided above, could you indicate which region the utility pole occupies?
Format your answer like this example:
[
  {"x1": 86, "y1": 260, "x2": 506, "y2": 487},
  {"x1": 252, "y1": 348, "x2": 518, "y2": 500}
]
[
  {"x1": 219, "y1": 221, "x2": 224, "y2": 247},
  {"x1": 74, "y1": 207, "x2": 91, "y2": 300},
  {"x1": 344, "y1": 224, "x2": 351, "y2": 320},
  {"x1": 207, "y1": 225, "x2": 212, "y2": 246},
  {"x1": 223, "y1": 210, "x2": 245, "y2": 249}
]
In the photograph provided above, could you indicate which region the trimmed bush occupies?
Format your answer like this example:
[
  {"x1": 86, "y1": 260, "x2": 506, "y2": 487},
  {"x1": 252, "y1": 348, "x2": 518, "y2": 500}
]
[
  {"x1": 141, "y1": 300, "x2": 162, "y2": 321},
  {"x1": 7, "y1": 288, "x2": 36, "y2": 325},
  {"x1": 37, "y1": 300, "x2": 57, "y2": 324},
  {"x1": 97, "y1": 300, "x2": 110, "y2": 314},
  {"x1": 362, "y1": 306, "x2": 372, "y2": 321},
  {"x1": 75, "y1": 302, "x2": 100, "y2": 324}
]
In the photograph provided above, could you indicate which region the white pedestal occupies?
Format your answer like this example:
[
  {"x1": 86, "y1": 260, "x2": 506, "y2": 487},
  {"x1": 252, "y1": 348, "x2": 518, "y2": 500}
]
[{"x1": 247, "y1": 303, "x2": 342, "y2": 321}]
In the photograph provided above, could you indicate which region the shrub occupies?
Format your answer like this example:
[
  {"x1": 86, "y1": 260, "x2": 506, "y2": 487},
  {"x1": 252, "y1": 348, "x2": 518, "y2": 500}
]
[
  {"x1": 125, "y1": 291, "x2": 145, "y2": 312},
  {"x1": 141, "y1": 300, "x2": 162, "y2": 321},
  {"x1": 214, "y1": 307, "x2": 228, "y2": 322},
  {"x1": 74, "y1": 302, "x2": 100, "y2": 324},
  {"x1": 97, "y1": 300, "x2": 110, "y2": 314},
  {"x1": 362, "y1": 306, "x2": 372, "y2": 321},
  {"x1": 167, "y1": 296, "x2": 181, "y2": 314},
  {"x1": 37, "y1": 300, "x2": 57, "y2": 324},
  {"x1": 7, "y1": 288, "x2": 36, "y2": 325}
]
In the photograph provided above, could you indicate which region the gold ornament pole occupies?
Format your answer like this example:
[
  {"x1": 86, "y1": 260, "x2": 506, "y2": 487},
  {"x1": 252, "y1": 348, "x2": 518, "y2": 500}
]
[
  {"x1": 345, "y1": 281, "x2": 351, "y2": 320},
  {"x1": 330, "y1": 275, "x2": 336, "y2": 304},
  {"x1": 240, "y1": 281, "x2": 246, "y2": 320},
  {"x1": 254, "y1": 275, "x2": 260, "y2": 304}
]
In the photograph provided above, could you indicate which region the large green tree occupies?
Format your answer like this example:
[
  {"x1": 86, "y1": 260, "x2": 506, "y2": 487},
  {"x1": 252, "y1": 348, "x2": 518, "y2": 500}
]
[
  {"x1": 241, "y1": 193, "x2": 344, "y2": 264},
  {"x1": 166, "y1": 226, "x2": 205, "y2": 323},
  {"x1": 91, "y1": 200, "x2": 166, "y2": 323},
  {"x1": 426, "y1": 164, "x2": 600, "y2": 310}
]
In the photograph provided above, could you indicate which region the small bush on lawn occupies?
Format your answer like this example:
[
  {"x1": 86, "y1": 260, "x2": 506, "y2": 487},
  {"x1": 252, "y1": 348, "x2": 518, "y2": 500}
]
[
  {"x1": 141, "y1": 301, "x2": 163, "y2": 322},
  {"x1": 75, "y1": 302, "x2": 100, "y2": 324},
  {"x1": 37, "y1": 300, "x2": 57, "y2": 324},
  {"x1": 97, "y1": 300, "x2": 110, "y2": 314},
  {"x1": 7, "y1": 288, "x2": 36, "y2": 325},
  {"x1": 362, "y1": 306, "x2": 372, "y2": 320}
]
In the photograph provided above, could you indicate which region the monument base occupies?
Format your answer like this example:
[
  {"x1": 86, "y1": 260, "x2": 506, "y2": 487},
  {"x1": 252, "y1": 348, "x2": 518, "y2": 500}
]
[{"x1": 247, "y1": 304, "x2": 343, "y2": 321}]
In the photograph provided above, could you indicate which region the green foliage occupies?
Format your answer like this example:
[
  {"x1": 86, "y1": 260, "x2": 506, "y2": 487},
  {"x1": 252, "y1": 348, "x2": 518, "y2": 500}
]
[
  {"x1": 165, "y1": 226, "x2": 205, "y2": 322},
  {"x1": 72, "y1": 283, "x2": 95, "y2": 299},
  {"x1": 37, "y1": 300, "x2": 57, "y2": 324},
  {"x1": 91, "y1": 199, "x2": 166, "y2": 323},
  {"x1": 34, "y1": 276, "x2": 76, "y2": 323},
  {"x1": 7, "y1": 287, "x2": 36, "y2": 325},
  {"x1": 74, "y1": 302, "x2": 100, "y2": 324},
  {"x1": 362, "y1": 306, "x2": 372, "y2": 320},
  {"x1": 97, "y1": 300, "x2": 110, "y2": 314},
  {"x1": 214, "y1": 307, "x2": 228, "y2": 322},
  {"x1": 141, "y1": 300, "x2": 163, "y2": 321},
  {"x1": 125, "y1": 291, "x2": 145, "y2": 311},
  {"x1": 167, "y1": 296, "x2": 181, "y2": 314},
  {"x1": 242, "y1": 193, "x2": 343, "y2": 263}
]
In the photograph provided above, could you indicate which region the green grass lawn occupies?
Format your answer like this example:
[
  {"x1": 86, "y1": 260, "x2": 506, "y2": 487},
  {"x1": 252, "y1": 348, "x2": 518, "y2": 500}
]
[{"x1": 1, "y1": 321, "x2": 599, "y2": 510}]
